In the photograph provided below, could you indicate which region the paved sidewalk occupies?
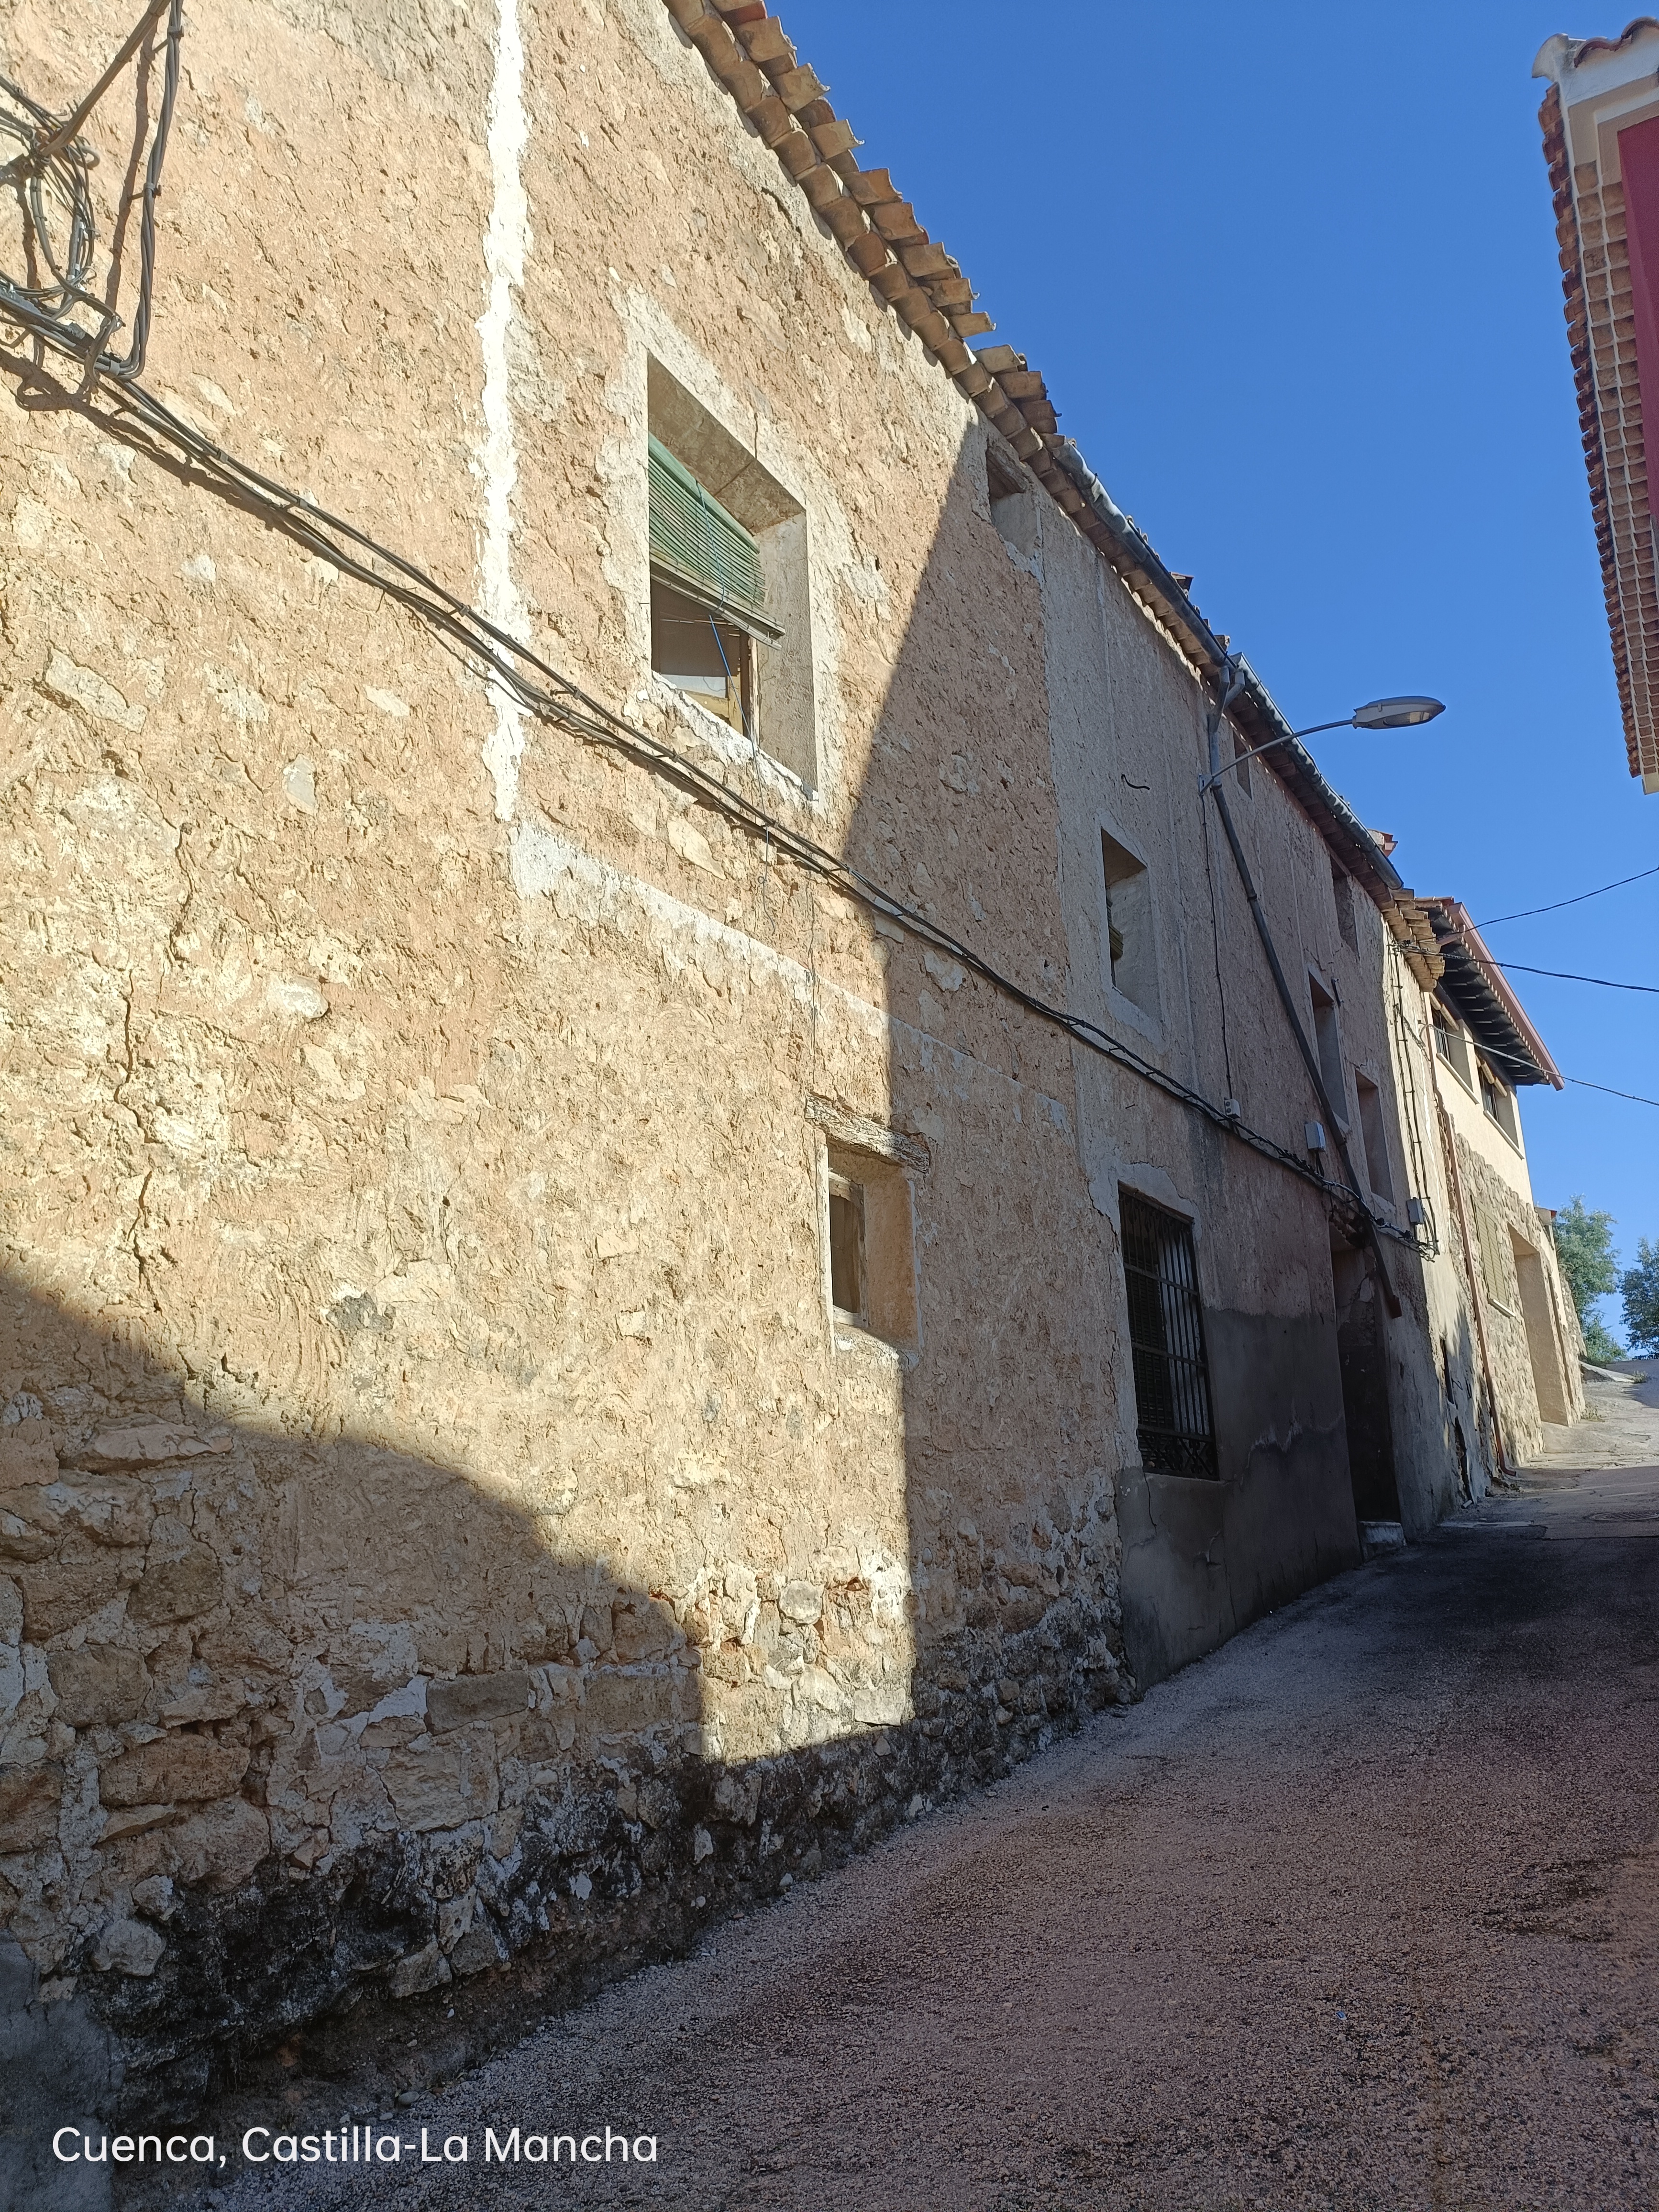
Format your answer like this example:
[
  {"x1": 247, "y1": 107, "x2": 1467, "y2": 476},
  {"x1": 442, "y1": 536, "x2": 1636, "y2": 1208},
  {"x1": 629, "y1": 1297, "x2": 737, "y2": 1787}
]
[{"x1": 211, "y1": 1410, "x2": 1659, "y2": 2212}]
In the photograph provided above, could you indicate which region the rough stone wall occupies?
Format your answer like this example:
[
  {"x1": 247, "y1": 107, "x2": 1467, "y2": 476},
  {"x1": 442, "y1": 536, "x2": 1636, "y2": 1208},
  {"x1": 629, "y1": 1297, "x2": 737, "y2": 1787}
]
[
  {"x1": 1373, "y1": 980, "x2": 1499, "y2": 1526},
  {"x1": 1, "y1": 0, "x2": 1130, "y2": 2114},
  {"x1": 1388, "y1": 989, "x2": 1585, "y2": 1490},
  {"x1": 1451, "y1": 1135, "x2": 1585, "y2": 1463}
]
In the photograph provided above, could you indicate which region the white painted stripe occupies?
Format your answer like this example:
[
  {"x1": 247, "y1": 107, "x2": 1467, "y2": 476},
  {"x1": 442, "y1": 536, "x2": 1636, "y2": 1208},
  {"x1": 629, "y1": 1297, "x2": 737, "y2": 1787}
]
[{"x1": 477, "y1": 0, "x2": 531, "y2": 820}]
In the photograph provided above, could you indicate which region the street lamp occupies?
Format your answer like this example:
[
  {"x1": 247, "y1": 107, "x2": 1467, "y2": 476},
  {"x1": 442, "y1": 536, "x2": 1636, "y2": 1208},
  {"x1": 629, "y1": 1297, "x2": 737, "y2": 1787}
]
[{"x1": 1200, "y1": 695, "x2": 1443, "y2": 792}]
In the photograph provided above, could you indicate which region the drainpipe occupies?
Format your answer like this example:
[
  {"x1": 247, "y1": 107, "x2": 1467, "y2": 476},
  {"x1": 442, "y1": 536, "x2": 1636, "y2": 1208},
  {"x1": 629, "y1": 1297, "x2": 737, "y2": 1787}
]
[{"x1": 1204, "y1": 662, "x2": 1403, "y2": 1318}]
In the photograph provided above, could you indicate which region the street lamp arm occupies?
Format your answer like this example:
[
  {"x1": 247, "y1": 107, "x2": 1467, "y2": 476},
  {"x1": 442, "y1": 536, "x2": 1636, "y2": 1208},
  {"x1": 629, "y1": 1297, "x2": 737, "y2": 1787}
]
[
  {"x1": 1197, "y1": 697, "x2": 1443, "y2": 793},
  {"x1": 1198, "y1": 718, "x2": 1353, "y2": 793}
]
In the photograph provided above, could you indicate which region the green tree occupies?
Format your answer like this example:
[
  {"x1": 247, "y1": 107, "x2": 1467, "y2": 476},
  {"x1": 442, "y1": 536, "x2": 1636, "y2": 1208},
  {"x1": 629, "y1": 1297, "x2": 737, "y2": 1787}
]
[
  {"x1": 1623, "y1": 1237, "x2": 1659, "y2": 1355},
  {"x1": 1583, "y1": 1314, "x2": 1626, "y2": 1364},
  {"x1": 1551, "y1": 1195, "x2": 1620, "y2": 1323},
  {"x1": 1551, "y1": 1195, "x2": 1624, "y2": 1360}
]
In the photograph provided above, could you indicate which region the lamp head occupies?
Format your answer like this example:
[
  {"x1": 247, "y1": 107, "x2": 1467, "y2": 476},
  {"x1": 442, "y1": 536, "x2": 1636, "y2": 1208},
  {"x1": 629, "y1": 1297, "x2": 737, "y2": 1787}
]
[{"x1": 1351, "y1": 695, "x2": 1444, "y2": 730}]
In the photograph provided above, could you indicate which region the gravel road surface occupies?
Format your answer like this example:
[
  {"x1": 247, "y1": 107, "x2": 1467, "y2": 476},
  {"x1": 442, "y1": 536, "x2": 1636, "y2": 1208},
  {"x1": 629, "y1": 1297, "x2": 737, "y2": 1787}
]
[{"x1": 216, "y1": 1373, "x2": 1659, "y2": 2212}]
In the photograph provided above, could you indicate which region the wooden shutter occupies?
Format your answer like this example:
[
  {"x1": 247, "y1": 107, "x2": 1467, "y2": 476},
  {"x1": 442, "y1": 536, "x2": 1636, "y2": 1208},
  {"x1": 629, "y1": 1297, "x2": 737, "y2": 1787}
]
[{"x1": 648, "y1": 437, "x2": 777, "y2": 636}]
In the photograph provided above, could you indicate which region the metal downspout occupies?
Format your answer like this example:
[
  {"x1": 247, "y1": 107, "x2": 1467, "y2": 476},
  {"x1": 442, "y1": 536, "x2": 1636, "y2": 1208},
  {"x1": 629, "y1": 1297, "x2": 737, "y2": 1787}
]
[{"x1": 1204, "y1": 666, "x2": 1403, "y2": 1319}]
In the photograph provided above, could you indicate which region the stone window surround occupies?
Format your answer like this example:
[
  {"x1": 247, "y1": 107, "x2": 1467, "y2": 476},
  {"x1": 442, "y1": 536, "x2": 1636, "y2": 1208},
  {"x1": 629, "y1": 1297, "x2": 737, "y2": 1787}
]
[
  {"x1": 807, "y1": 1099, "x2": 926, "y2": 1360},
  {"x1": 1305, "y1": 964, "x2": 1350, "y2": 1133},
  {"x1": 1094, "y1": 808, "x2": 1163, "y2": 1048}
]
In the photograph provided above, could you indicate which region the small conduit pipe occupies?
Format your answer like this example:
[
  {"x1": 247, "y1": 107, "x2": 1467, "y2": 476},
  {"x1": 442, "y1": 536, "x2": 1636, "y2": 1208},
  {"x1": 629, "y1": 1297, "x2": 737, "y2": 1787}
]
[{"x1": 1204, "y1": 660, "x2": 1403, "y2": 1319}]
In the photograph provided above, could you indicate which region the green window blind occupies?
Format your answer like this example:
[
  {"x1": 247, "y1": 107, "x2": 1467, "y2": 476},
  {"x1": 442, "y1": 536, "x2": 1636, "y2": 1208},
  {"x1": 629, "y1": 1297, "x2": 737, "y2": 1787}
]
[{"x1": 648, "y1": 435, "x2": 767, "y2": 624}]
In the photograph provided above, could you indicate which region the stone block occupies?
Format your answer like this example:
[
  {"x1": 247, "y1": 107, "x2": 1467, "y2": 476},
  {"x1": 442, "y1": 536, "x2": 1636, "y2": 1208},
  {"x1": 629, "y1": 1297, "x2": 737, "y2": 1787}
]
[
  {"x1": 127, "y1": 1542, "x2": 224, "y2": 1626},
  {"x1": 0, "y1": 1432, "x2": 57, "y2": 1492},
  {"x1": 388, "y1": 1940, "x2": 450, "y2": 1999},
  {"x1": 168, "y1": 1798, "x2": 270, "y2": 1891},
  {"x1": 100, "y1": 1735, "x2": 250, "y2": 1807},
  {"x1": 91, "y1": 1918, "x2": 165, "y2": 1977},
  {"x1": 83, "y1": 1424, "x2": 230, "y2": 1467},
  {"x1": 19, "y1": 1551, "x2": 140, "y2": 1641},
  {"x1": 0, "y1": 1575, "x2": 20, "y2": 1645},
  {"x1": 47, "y1": 1646, "x2": 151, "y2": 1727},
  {"x1": 611, "y1": 1604, "x2": 678, "y2": 1661},
  {"x1": 426, "y1": 1670, "x2": 532, "y2": 1731},
  {"x1": 779, "y1": 1580, "x2": 823, "y2": 1625},
  {"x1": 382, "y1": 1737, "x2": 492, "y2": 1832},
  {"x1": 0, "y1": 1764, "x2": 61, "y2": 1852},
  {"x1": 448, "y1": 1925, "x2": 503, "y2": 1977},
  {"x1": 100, "y1": 1803, "x2": 179, "y2": 1844},
  {"x1": 582, "y1": 1666, "x2": 688, "y2": 1738}
]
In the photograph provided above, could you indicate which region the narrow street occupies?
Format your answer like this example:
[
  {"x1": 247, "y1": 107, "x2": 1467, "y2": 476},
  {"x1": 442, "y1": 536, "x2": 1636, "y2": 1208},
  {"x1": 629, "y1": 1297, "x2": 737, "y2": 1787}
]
[{"x1": 224, "y1": 1367, "x2": 1659, "y2": 2212}]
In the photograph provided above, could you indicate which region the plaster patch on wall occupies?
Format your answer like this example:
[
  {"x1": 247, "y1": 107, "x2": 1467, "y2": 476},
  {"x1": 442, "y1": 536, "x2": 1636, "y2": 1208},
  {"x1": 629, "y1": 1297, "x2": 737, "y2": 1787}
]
[{"x1": 476, "y1": 0, "x2": 531, "y2": 821}]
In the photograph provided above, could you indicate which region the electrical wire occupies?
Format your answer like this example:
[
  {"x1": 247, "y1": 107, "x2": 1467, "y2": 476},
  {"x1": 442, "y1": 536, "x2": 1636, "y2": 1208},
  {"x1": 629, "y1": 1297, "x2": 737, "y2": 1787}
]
[
  {"x1": 0, "y1": 0, "x2": 183, "y2": 381},
  {"x1": 1567, "y1": 1076, "x2": 1659, "y2": 1108},
  {"x1": 11, "y1": 361, "x2": 1421, "y2": 1244},
  {"x1": 0, "y1": 10, "x2": 1415, "y2": 1249},
  {"x1": 1473, "y1": 861, "x2": 1659, "y2": 929},
  {"x1": 1486, "y1": 961, "x2": 1659, "y2": 995}
]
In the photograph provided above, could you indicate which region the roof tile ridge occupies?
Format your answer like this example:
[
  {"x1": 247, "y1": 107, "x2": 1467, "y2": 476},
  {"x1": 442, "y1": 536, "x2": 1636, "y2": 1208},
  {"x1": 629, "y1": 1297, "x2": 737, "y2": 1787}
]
[
  {"x1": 1539, "y1": 81, "x2": 1642, "y2": 777},
  {"x1": 658, "y1": 1, "x2": 1411, "y2": 910}
]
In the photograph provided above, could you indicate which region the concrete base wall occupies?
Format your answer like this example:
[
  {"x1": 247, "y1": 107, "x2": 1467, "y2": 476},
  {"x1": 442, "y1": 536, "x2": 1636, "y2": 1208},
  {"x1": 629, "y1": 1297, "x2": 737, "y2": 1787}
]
[{"x1": 1118, "y1": 1309, "x2": 1361, "y2": 1688}]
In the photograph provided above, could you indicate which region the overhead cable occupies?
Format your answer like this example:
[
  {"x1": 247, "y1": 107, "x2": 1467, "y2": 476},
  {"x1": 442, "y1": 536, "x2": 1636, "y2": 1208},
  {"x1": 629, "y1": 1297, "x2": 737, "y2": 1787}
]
[
  {"x1": 1566, "y1": 1076, "x2": 1659, "y2": 1108},
  {"x1": 0, "y1": 8, "x2": 1414, "y2": 1250},
  {"x1": 1473, "y1": 861, "x2": 1659, "y2": 929},
  {"x1": 1488, "y1": 961, "x2": 1659, "y2": 995}
]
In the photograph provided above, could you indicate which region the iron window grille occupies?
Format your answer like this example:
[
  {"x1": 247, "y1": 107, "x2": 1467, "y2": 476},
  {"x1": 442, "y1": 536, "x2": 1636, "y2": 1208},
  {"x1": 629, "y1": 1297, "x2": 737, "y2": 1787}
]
[{"x1": 1119, "y1": 1190, "x2": 1218, "y2": 1479}]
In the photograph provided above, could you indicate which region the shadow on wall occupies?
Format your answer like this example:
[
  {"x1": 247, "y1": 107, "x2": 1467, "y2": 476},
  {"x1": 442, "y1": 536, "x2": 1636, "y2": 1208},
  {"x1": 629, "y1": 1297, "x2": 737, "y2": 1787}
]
[{"x1": 0, "y1": 1240, "x2": 1121, "y2": 2163}]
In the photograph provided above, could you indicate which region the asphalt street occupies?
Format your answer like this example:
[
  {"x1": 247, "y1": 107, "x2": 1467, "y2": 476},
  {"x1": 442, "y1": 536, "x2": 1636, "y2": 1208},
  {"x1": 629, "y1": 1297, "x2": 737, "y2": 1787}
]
[{"x1": 217, "y1": 1365, "x2": 1659, "y2": 2212}]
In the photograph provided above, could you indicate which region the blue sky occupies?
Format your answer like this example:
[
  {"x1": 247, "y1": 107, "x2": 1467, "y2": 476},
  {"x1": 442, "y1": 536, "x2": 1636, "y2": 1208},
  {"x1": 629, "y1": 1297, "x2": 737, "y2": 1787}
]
[{"x1": 786, "y1": 0, "x2": 1658, "y2": 1334}]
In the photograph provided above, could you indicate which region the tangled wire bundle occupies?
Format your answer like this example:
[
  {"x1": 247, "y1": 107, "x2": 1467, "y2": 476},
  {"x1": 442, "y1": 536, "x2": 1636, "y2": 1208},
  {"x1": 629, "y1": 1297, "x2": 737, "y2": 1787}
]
[{"x1": 0, "y1": 0, "x2": 184, "y2": 379}]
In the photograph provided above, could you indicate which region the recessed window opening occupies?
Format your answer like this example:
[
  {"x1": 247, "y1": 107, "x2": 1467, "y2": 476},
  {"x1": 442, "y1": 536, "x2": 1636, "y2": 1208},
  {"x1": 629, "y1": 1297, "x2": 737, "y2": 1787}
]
[
  {"x1": 1119, "y1": 1190, "x2": 1217, "y2": 1480},
  {"x1": 1355, "y1": 1073, "x2": 1394, "y2": 1203},
  {"x1": 822, "y1": 1136, "x2": 919, "y2": 1351},
  {"x1": 985, "y1": 443, "x2": 1037, "y2": 553},
  {"x1": 650, "y1": 573, "x2": 755, "y2": 736},
  {"x1": 827, "y1": 1170, "x2": 865, "y2": 1321},
  {"x1": 646, "y1": 358, "x2": 816, "y2": 785},
  {"x1": 1332, "y1": 865, "x2": 1358, "y2": 953},
  {"x1": 1101, "y1": 830, "x2": 1158, "y2": 1014},
  {"x1": 1477, "y1": 1058, "x2": 1519, "y2": 1143},
  {"x1": 1431, "y1": 1000, "x2": 1472, "y2": 1086},
  {"x1": 1231, "y1": 726, "x2": 1252, "y2": 794},
  {"x1": 1308, "y1": 974, "x2": 1348, "y2": 1124}
]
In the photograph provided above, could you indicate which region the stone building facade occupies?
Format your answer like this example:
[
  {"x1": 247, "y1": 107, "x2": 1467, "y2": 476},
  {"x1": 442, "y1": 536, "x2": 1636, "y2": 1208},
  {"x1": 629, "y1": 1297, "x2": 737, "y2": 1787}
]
[
  {"x1": 1383, "y1": 900, "x2": 1585, "y2": 1480},
  {"x1": 0, "y1": 0, "x2": 1575, "y2": 2130}
]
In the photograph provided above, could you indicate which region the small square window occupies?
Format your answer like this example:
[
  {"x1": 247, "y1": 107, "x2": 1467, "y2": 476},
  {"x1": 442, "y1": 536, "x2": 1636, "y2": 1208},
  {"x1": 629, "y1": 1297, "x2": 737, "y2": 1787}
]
[
  {"x1": 1431, "y1": 1002, "x2": 1472, "y2": 1087},
  {"x1": 1101, "y1": 830, "x2": 1158, "y2": 1015},
  {"x1": 647, "y1": 359, "x2": 816, "y2": 785},
  {"x1": 827, "y1": 1171, "x2": 865, "y2": 1320},
  {"x1": 822, "y1": 1137, "x2": 918, "y2": 1350},
  {"x1": 986, "y1": 445, "x2": 1036, "y2": 553},
  {"x1": 1308, "y1": 974, "x2": 1348, "y2": 1124},
  {"x1": 1355, "y1": 1073, "x2": 1394, "y2": 1203},
  {"x1": 1231, "y1": 726, "x2": 1253, "y2": 794}
]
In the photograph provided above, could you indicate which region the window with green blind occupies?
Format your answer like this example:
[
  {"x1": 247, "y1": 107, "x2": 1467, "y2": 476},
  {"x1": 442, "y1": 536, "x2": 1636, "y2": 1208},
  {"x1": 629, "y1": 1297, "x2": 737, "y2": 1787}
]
[{"x1": 647, "y1": 436, "x2": 779, "y2": 639}]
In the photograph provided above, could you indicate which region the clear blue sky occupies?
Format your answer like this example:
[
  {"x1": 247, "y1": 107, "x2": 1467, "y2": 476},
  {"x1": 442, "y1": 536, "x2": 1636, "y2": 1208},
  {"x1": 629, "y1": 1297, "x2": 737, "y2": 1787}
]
[{"x1": 787, "y1": 0, "x2": 1658, "y2": 1334}]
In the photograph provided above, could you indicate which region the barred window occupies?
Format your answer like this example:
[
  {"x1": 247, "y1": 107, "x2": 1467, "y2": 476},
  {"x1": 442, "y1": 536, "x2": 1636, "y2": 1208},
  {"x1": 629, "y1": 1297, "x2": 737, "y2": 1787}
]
[{"x1": 1119, "y1": 1190, "x2": 1217, "y2": 1479}]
